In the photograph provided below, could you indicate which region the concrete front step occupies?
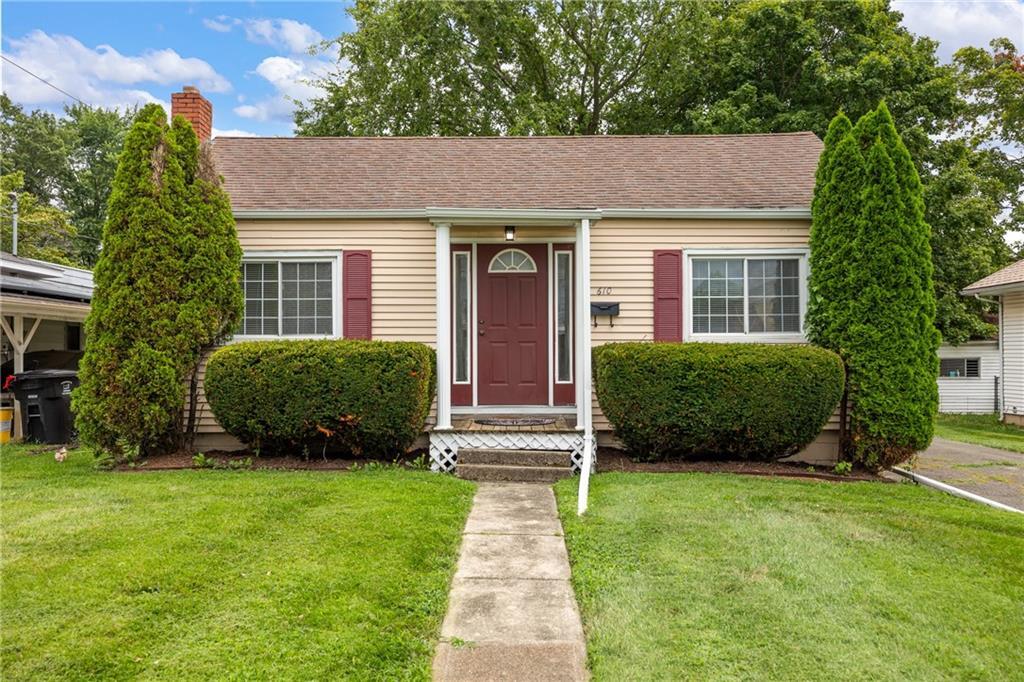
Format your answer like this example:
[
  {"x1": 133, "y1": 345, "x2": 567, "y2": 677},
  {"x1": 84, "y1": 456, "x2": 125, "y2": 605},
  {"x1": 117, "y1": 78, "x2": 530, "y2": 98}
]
[
  {"x1": 458, "y1": 448, "x2": 571, "y2": 467},
  {"x1": 457, "y1": 463, "x2": 573, "y2": 483}
]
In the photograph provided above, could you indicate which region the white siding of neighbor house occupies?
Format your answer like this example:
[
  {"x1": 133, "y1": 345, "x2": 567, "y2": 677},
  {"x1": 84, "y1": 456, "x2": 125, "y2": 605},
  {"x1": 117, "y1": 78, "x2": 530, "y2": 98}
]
[
  {"x1": 1002, "y1": 291, "x2": 1024, "y2": 424},
  {"x1": 937, "y1": 341, "x2": 1001, "y2": 414}
]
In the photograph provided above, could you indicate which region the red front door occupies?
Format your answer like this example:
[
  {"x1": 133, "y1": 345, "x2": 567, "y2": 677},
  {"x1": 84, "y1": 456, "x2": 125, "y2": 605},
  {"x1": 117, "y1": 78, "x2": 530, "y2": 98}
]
[{"x1": 477, "y1": 244, "x2": 549, "y2": 405}]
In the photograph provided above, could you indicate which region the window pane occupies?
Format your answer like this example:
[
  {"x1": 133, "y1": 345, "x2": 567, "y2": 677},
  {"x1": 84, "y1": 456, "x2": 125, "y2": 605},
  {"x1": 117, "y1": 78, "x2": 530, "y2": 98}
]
[
  {"x1": 240, "y1": 261, "x2": 279, "y2": 337},
  {"x1": 279, "y1": 259, "x2": 333, "y2": 336},
  {"x1": 747, "y1": 258, "x2": 800, "y2": 335},
  {"x1": 556, "y1": 252, "x2": 572, "y2": 382},
  {"x1": 692, "y1": 259, "x2": 743, "y2": 334},
  {"x1": 454, "y1": 254, "x2": 470, "y2": 383}
]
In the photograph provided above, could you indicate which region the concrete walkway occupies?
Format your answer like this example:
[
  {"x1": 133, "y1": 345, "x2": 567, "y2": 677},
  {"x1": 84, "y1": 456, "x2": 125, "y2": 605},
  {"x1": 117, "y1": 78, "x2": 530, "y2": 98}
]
[
  {"x1": 433, "y1": 483, "x2": 588, "y2": 681},
  {"x1": 912, "y1": 437, "x2": 1024, "y2": 511}
]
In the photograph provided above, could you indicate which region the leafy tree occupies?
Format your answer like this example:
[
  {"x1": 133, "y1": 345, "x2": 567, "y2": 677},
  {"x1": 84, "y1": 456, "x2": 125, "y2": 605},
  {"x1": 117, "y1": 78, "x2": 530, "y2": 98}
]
[
  {"x1": 0, "y1": 95, "x2": 132, "y2": 266},
  {"x1": 0, "y1": 95, "x2": 66, "y2": 203},
  {"x1": 73, "y1": 105, "x2": 241, "y2": 459},
  {"x1": 0, "y1": 172, "x2": 80, "y2": 266},
  {"x1": 295, "y1": 0, "x2": 689, "y2": 135},
  {"x1": 59, "y1": 104, "x2": 133, "y2": 265}
]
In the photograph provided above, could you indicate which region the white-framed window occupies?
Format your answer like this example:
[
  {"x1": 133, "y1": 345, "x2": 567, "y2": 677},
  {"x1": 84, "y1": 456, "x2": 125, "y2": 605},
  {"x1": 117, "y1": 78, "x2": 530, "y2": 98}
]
[
  {"x1": 686, "y1": 249, "x2": 808, "y2": 341},
  {"x1": 555, "y1": 250, "x2": 573, "y2": 383},
  {"x1": 489, "y1": 248, "x2": 537, "y2": 273},
  {"x1": 939, "y1": 357, "x2": 980, "y2": 378},
  {"x1": 238, "y1": 253, "x2": 341, "y2": 338},
  {"x1": 453, "y1": 251, "x2": 471, "y2": 384}
]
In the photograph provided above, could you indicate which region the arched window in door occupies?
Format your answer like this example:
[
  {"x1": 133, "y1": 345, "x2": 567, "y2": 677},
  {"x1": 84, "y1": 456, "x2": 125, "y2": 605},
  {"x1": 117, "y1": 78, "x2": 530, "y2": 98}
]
[{"x1": 488, "y1": 248, "x2": 537, "y2": 273}]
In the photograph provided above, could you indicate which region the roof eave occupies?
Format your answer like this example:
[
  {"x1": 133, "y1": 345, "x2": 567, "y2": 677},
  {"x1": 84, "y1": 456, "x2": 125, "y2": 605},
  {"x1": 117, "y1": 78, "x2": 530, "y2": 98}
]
[{"x1": 232, "y1": 206, "x2": 811, "y2": 222}]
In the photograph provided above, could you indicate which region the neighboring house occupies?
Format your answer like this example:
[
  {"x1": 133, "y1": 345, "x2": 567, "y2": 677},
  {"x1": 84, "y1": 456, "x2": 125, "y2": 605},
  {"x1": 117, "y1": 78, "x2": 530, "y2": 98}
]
[
  {"x1": 1, "y1": 252, "x2": 92, "y2": 439},
  {"x1": 171, "y1": 87, "x2": 838, "y2": 468},
  {"x1": 0, "y1": 252, "x2": 91, "y2": 377},
  {"x1": 963, "y1": 259, "x2": 1024, "y2": 427},
  {"x1": 937, "y1": 341, "x2": 1001, "y2": 414}
]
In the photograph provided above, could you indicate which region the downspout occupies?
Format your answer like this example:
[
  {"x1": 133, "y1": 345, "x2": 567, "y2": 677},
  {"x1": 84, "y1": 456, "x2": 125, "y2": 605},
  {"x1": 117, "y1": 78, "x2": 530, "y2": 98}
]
[
  {"x1": 577, "y1": 218, "x2": 593, "y2": 515},
  {"x1": 973, "y1": 294, "x2": 1002, "y2": 418}
]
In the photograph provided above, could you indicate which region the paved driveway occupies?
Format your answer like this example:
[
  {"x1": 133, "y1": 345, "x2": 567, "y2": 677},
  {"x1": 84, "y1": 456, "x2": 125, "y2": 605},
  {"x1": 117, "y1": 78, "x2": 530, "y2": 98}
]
[{"x1": 912, "y1": 438, "x2": 1024, "y2": 511}]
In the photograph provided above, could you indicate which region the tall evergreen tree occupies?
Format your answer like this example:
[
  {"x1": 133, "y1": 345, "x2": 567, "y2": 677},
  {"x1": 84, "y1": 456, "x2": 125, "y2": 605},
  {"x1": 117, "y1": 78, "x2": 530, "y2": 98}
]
[
  {"x1": 73, "y1": 106, "x2": 242, "y2": 458},
  {"x1": 846, "y1": 135, "x2": 938, "y2": 467},
  {"x1": 806, "y1": 112, "x2": 861, "y2": 348}
]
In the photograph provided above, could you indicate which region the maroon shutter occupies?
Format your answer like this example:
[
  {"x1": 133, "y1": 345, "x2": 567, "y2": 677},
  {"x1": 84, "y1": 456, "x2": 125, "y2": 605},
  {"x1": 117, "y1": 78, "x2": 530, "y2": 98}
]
[
  {"x1": 653, "y1": 250, "x2": 683, "y2": 342},
  {"x1": 343, "y1": 250, "x2": 372, "y2": 339}
]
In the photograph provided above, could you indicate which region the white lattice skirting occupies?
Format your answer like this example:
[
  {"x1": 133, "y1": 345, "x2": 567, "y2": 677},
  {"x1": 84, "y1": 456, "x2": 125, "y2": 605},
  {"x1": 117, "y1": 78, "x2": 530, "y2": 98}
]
[{"x1": 429, "y1": 430, "x2": 597, "y2": 474}]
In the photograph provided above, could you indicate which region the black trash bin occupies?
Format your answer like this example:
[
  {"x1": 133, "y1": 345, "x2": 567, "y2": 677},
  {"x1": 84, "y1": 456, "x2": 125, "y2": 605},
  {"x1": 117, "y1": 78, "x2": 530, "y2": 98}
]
[{"x1": 10, "y1": 370, "x2": 80, "y2": 444}]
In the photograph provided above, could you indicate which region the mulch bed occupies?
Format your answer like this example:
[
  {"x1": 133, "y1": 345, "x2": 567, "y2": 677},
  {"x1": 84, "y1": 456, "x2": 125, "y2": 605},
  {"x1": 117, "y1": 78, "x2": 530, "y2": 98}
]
[
  {"x1": 596, "y1": 448, "x2": 885, "y2": 482},
  {"x1": 115, "y1": 449, "x2": 428, "y2": 472},
  {"x1": 111, "y1": 446, "x2": 883, "y2": 482}
]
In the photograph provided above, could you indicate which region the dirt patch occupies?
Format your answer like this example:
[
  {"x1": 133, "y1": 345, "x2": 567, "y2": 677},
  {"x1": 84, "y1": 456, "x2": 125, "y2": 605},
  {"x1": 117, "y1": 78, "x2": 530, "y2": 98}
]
[{"x1": 596, "y1": 448, "x2": 884, "y2": 482}]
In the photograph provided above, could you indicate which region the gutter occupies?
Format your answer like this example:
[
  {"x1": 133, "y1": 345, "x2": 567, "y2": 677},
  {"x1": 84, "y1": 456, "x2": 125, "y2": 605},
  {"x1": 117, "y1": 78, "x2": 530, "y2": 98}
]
[
  {"x1": 890, "y1": 467, "x2": 1023, "y2": 514},
  {"x1": 232, "y1": 207, "x2": 810, "y2": 222}
]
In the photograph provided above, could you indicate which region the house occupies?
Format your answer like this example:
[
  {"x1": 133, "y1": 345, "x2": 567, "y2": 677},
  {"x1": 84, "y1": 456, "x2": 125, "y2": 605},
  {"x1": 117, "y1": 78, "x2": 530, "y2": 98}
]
[
  {"x1": 170, "y1": 86, "x2": 838, "y2": 469},
  {"x1": 937, "y1": 341, "x2": 1001, "y2": 413},
  {"x1": 963, "y1": 259, "x2": 1024, "y2": 426},
  {"x1": 1, "y1": 251, "x2": 93, "y2": 439}
]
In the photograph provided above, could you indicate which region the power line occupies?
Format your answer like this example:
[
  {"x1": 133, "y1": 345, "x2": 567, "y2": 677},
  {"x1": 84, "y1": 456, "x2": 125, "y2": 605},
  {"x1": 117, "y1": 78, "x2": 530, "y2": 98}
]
[{"x1": 1, "y1": 55, "x2": 89, "y2": 106}]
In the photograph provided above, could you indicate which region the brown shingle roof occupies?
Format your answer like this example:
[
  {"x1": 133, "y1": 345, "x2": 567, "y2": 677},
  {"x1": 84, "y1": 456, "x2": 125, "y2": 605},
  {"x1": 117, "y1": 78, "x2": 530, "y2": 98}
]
[
  {"x1": 963, "y1": 259, "x2": 1024, "y2": 294},
  {"x1": 210, "y1": 133, "x2": 822, "y2": 212}
]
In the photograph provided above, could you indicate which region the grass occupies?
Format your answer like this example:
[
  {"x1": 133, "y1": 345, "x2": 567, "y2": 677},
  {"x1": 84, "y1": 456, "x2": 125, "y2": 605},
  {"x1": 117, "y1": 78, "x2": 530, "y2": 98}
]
[
  {"x1": 555, "y1": 473, "x2": 1024, "y2": 681},
  {"x1": 1, "y1": 443, "x2": 475, "y2": 681},
  {"x1": 934, "y1": 413, "x2": 1024, "y2": 454}
]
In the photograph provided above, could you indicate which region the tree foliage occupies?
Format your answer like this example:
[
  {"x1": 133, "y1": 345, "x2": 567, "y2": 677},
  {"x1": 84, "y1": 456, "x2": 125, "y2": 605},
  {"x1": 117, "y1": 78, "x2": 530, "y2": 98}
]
[
  {"x1": 73, "y1": 105, "x2": 242, "y2": 458},
  {"x1": 0, "y1": 94, "x2": 132, "y2": 266},
  {"x1": 0, "y1": 172, "x2": 79, "y2": 266},
  {"x1": 303, "y1": 1, "x2": 1023, "y2": 343},
  {"x1": 295, "y1": 0, "x2": 689, "y2": 136},
  {"x1": 809, "y1": 104, "x2": 939, "y2": 469}
]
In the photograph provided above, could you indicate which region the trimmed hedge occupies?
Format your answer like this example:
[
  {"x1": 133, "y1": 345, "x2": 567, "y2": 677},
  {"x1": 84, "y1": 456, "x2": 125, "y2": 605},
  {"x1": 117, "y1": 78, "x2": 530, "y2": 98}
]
[
  {"x1": 594, "y1": 343, "x2": 845, "y2": 461},
  {"x1": 204, "y1": 340, "x2": 435, "y2": 456}
]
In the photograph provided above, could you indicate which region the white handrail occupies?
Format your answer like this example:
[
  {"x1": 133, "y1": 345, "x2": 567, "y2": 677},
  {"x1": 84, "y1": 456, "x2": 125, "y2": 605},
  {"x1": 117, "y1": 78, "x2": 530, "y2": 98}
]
[{"x1": 577, "y1": 217, "x2": 593, "y2": 515}]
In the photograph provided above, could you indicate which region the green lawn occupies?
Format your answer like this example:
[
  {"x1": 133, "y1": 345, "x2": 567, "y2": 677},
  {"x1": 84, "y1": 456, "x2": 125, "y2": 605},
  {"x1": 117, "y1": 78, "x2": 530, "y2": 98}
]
[
  {"x1": 1, "y1": 444, "x2": 475, "y2": 681},
  {"x1": 555, "y1": 473, "x2": 1024, "y2": 681},
  {"x1": 934, "y1": 413, "x2": 1024, "y2": 454}
]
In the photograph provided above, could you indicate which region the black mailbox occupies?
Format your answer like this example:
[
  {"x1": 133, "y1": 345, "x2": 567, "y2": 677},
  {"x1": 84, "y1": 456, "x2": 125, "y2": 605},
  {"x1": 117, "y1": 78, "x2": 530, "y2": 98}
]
[{"x1": 591, "y1": 302, "x2": 620, "y2": 316}]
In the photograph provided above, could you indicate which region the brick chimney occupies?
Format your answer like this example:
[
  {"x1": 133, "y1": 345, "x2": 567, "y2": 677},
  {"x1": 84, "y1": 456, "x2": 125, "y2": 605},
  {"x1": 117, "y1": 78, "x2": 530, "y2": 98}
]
[{"x1": 171, "y1": 86, "x2": 212, "y2": 142}]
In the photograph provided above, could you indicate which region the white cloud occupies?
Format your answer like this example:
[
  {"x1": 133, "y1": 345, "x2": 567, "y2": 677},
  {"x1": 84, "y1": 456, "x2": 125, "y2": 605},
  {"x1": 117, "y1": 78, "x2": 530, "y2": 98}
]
[
  {"x1": 2, "y1": 29, "x2": 230, "y2": 110},
  {"x1": 202, "y1": 16, "x2": 325, "y2": 54},
  {"x1": 233, "y1": 55, "x2": 331, "y2": 123},
  {"x1": 212, "y1": 126, "x2": 259, "y2": 138},
  {"x1": 202, "y1": 17, "x2": 234, "y2": 33},
  {"x1": 894, "y1": 0, "x2": 1024, "y2": 62}
]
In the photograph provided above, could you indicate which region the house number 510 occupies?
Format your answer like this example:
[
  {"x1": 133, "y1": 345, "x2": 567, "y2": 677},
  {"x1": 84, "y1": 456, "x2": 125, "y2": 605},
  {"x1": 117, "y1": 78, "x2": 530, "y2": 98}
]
[{"x1": 595, "y1": 287, "x2": 612, "y2": 295}]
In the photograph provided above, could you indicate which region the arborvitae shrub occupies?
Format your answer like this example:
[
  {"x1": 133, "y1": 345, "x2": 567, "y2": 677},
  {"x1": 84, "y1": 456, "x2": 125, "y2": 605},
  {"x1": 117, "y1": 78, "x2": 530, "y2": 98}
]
[
  {"x1": 73, "y1": 106, "x2": 242, "y2": 457},
  {"x1": 593, "y1": 342, "x2": 844, "y2": 461},
  {"x1": 204, "y1": 340, "x2": 435, "y2": 456},
  {"x1": 807, "y1": 103, "x2": 939, "y2": 469}
]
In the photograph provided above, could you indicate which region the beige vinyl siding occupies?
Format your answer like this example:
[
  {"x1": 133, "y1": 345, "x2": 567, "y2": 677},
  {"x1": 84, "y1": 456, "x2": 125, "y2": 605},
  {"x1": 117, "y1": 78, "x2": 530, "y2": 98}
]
[
  {"x1": 937, "y1": 341, "x2": 1001, "y2": 414},
  {"x1": 195, "y1": 218, "x2": 437, "y2": 440},
  {"x1": 198, "y1": 215, "x2": 838, "y2": 463},
  {"x1": 1002, "y1": 291, "x2": 1024, "y2": 422},
  {"x1": 588, "y1": 218, "x2": 836, "y2": 463}
]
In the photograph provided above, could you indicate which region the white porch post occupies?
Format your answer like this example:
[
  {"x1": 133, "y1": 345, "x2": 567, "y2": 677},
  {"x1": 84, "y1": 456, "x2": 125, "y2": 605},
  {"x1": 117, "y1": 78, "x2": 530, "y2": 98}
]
[
  {"x1": 435, "y1": 223, "x2": 453, "y2": 430},
  {"x1": 576, "y1": 218, "x2": 594, "y2": 514}
]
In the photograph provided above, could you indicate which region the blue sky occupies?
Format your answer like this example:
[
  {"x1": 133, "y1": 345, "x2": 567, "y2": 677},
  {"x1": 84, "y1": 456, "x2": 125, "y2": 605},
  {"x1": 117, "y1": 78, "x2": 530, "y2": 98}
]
[
  {"x1": 2, "y1": 1, "x2": 1022, "y2": 138},
  {"x1": 2, "y1": 1, "x2": 355, "y2": 136}
]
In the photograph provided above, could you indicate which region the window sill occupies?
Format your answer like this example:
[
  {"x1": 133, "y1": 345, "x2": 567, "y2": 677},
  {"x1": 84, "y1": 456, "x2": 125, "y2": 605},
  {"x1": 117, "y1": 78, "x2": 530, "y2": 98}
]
[
  {"x1": 229, "y1": 334, "x2": 341, "y2": 343},
  {"x1": 688, "y1": 333, "x2": 807, "y2": 344}
]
